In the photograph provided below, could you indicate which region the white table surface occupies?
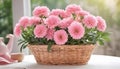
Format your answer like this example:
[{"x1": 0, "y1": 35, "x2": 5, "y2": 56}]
[{"x1": 0, "y1": 55, "x2": 120, "y2": 69}]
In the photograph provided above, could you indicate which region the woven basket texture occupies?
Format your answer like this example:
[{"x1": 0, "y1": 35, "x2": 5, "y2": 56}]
[{"x1": 28, "y1": 45, "x2": 95, "y2": 65}]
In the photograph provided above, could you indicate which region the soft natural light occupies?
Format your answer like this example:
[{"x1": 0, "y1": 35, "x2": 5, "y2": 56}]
[{"x1": 0, "y1": 0, "x2": 120, "y2": 69}]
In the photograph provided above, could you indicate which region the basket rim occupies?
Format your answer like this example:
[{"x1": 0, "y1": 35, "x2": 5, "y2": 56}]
[{"x1": 28, "y1": 44, "x2": 95, "y2": 47}]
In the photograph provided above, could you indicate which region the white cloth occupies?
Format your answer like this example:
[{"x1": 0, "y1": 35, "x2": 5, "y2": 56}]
[{"x1": 0, "y1": 55, "x2": 120, "y2": 69}]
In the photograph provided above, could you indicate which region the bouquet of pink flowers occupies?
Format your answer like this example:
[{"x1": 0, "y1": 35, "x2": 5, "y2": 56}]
[{"x1": 14, "y1": 4, "x2": 109, "y2": 52}]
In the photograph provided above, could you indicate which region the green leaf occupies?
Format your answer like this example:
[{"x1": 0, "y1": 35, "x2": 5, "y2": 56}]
[
  {"x1": 102, "y1": 32, "x2": 109, "y2": 36},
  {"x1": 102, "y1": 32, "x2": 110, "y2": 41},
  {"x1": 47, "y1": 42, "x2": 52, "y2": 52},
  {"x1": 18, "y1": 40, "x2": 26, "y2": 46},
  {"x1": 20, "y1": 42, "x2": 28, "y2": 52},
  {"x1": 98, "y1": 39, "x2": 104, "y2": 45},
  {"x1": 20, "y1": 45, "x2": 23, "y2": 52}
]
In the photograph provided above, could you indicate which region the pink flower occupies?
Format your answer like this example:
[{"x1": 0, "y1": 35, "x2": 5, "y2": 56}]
[
  {"x1": 76, "y1": 10, "x2": 89, "y2": 16},
  {"x1": 59, "y1": 17, "x2": 73, "y2": 28},
  {"x1": 50, "y1": 9, "x2": 70, "y2": 18},
  {"x1": 83, "y1": 15, "x2": 97, "y2": 28},
  {"x1": 19, "y1": 16, "x2": 30, "y2": 28},
  {"x1": 29, "y1": 16, "x2": 41, "y2": 25},
  {"x1": 96, "y1": 16, "x2": 106, "y2": 32},
  {"x1": 75, "y1": 10, "x2": 89, "y2": 22},
  {"x1": 46, "y1": 28, "x2": 55, "y2": 40},
  {"x1": 45, "y1": 15, "x2": 60, "y2": 28},
  {"x1": 66, "y1": 4, "x2": 82, "y2": 14},
  {"x1": 50, "y1": 9, "x2": 64, "y2": 16},
  {"x1": 54, "y1": 30, "x2": 68, "y2": 45},
  {"x1": 33, "y1": 6, "x2": 50, "y2": 17},
  {"x1": 14, "y1": 23, "x2": 22, "y2": 36},
  {"x1": 68, "y1": 21, "x2": 85, "y2": 39},
  {"x1": 34, "y1": 24, "x2": 47, "y2": 38}
]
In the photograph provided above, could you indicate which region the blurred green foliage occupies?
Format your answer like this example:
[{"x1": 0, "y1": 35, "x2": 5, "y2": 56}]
[
  {"x1": 0, "y1": 0, "x2": 13, "y2": 43},
  {"x1": 114, "y1": 0, "x2": 120, "y2": 26},
  {"x1": 31, "y1": 0, "x2": 67, "y2": 10}
]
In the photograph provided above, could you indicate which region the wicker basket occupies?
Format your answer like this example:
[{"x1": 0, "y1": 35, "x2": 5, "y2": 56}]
[{"x1": 28, "y1": 45, "x2": 95, "y2": 65}]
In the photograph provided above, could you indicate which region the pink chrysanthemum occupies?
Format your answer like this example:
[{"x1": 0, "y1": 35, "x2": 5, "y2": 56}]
[
  {"x1": 50, "y1": 9, "x2": 70, "y2": 18},
  {"x1": 19, "y1": 16, "x2": 30, "y2": 28},
  {"x1": 34, "y1": 24, "x2": 47, "y2": 38},
  {"x1": 76, "y1": 10, "x2": 89, "y2": 16},
  {"x1": 14, "y1": 23, "x2": 22, "y2": 36},
  {"x1": 33, "y1": 6, "x2": 50, "y2": 17},
  {"x1": 29, "y1": 16, "x2": 41, "y2": 25},
  {"x1": 68, "y1": 21, "x2": 85, "y2": 39},
  {"x1": 59, "y1": 17, "x2": 73, "y2": 28},
  {"x1": 75, "y1": 10, "x2": 89, "y2": 22},
  {"x1": 45, "y1": 15, "x2": 60, "y2": 28},
  {"x1": 46, "y1": 28, "x2": 55, "y2": 40},
  {"x1": 54, "y1": 30, "x2": 68, "y2": 45},
  {"x1": 83, "y1": 15, "x2": 97, "y2": 28},
  {"x1": 66, "y1": 4, "x2": 82, "y2": 14},
  {"x1": 96, "y1": 16, "x2": 106, "y2": 32}
]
